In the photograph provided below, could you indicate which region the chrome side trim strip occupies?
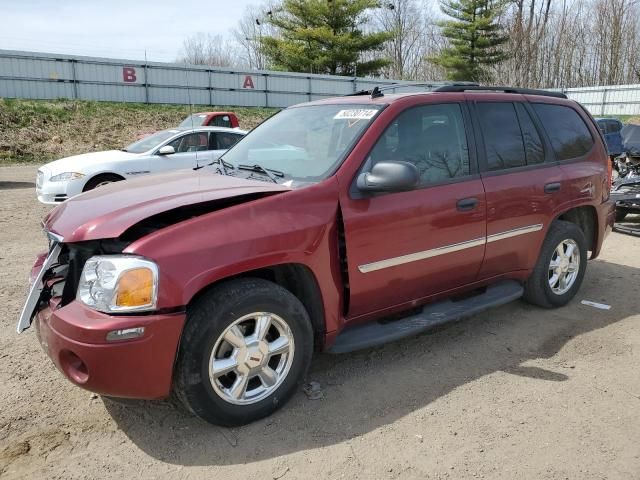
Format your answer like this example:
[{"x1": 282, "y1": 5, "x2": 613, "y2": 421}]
[
  {"x1": 357, "y1": 223, "x2": 544, "y2": 274},
  {"x1": 358, "y1": 237, "x2": 486, "y2": 273},
  {"x1": 486, "y1": 223, "x2": 543, "y2": 243}
]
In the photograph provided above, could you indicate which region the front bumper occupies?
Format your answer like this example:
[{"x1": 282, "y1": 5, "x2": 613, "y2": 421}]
[
  {"x1": 36, "y1": 177, "x2": 85, "y2": 205},
  {"x1": 35, "y1": 299, "x2": 186, "y2": 399}
]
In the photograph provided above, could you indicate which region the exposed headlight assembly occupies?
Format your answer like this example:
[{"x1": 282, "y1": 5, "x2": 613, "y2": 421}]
[
  {"x1": 77, "y1": 256, "x2": 158, "y2": 313},
  {"x1": 49, "y1": 172, "x2": 85, "y2": 182}
]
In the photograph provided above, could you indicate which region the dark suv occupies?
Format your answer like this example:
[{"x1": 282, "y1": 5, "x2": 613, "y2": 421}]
[{"x1": 18, "y1": 85, "x2": 615, "y2": 426}]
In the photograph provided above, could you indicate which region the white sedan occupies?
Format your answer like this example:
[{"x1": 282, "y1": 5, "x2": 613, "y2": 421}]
[{"x1": 36, "y1": 126, "x2": 246, "y2": 204}]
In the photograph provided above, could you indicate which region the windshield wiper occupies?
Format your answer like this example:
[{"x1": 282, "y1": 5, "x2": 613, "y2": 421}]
[
  {"x1": 121, "y1": 148, "x2": 128, "y2": 152},
  {"x1": 193, "y1": 157, "x2": 234, "y2": 173},
  {"x1": 238, "y1": 164, "x2": 284, "y2": 183}
]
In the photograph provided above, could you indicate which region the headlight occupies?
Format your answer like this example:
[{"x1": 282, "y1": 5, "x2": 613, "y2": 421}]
[
  {"x1": 49, "y1": 172, "x2": 85, "y2": 182},
  {"x1": 77, "y1": 256, "x2": 158, "y2": 313}
]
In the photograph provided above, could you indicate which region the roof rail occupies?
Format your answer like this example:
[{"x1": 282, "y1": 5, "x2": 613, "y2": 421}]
[
  {"x1": 346, "y1": 81, "x2": 480, "y2": 99},
  {"x1": 344, "y1": 82, "x2": 567, "y2": 100},
  {"x1": 432, "y1": 85, "x2": 567, "y2": 99}
]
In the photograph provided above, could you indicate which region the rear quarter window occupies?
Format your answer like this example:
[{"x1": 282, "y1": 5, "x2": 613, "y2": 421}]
[{"x1": 532, "y1": 104, "x2": 594, "y2": 160}]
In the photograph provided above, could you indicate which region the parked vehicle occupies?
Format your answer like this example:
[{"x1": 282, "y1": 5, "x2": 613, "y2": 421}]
[
  {"x1": 19, "y1": 85, "x2": 614, "y2": 427},
  {"x1": 616, "y1": 123, "x2": 640, "y2": 179},
  {"x1": 596, "y1": 117, "x2": 624, "y2": 157},
  {"x1": 36, "y1": 126, "x2": 246, "y2": 204},
  {"x1": 135, "y1": 112, "x2": 241, "y2": 140},
  {"x1": 178, "y1": 112, "x2": 240, "y2": 129},
  {"x1": 611, "y1": 176, "x2": 640, "y2": 222}
]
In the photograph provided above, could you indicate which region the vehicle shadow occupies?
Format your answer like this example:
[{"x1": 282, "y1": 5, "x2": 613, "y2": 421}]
[
  {"x1": 0, "y1": 181, "x2": 36, "y2": 190},
  {"x1": 104, "y1": 258, "x2": 639, "y2": 466}
]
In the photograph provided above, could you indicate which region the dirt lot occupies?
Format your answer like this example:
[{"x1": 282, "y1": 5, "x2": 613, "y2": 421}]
[{"x1": 1, "y1": 164, "x2": 639, "y2": 480}]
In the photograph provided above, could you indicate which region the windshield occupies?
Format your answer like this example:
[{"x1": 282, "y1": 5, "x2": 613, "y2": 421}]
[
  {"x1": 221, "y1": 104, "x2": 383, "y2": 182},
  {"x1": 124, "y1": 130, "x2": 180, "y2": 153},
  {"x1": 179, "y1": 114, "x2": 208, "y2": 128}
]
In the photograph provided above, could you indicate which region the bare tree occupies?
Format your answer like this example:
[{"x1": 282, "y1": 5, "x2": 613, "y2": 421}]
[
  {"x1": 177, "y1": 33, "x2": 241, "y2": 68},
  {"x1": 232, "y1": 2, "x2": 280, "y2": 70}
]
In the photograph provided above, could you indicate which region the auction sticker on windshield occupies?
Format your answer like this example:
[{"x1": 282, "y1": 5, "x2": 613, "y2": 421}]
[{"x1": 334, "y1": 109, "x2": 379, "y2": 120}]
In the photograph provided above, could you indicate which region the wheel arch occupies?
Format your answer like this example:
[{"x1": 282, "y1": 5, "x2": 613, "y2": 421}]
[
  {"x1": 554, "y1": 205, "x2": 598, "y2": 258},
  {"x1": 82, "y1": 172, "x2": 126, "y2": 192},
  {"x1": 187, "y1": 263, "x2": 327, "y2": 351}
]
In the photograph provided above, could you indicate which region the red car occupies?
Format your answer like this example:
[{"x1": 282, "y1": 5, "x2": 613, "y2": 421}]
[
  {"x1": 177, "y1": 112, "x2": 240, "y2": 129},
  {"x1": 18, "y1": 85, "x2": 615, "y2": 426},
  {"x1": 136, "y1": 112, "x2": 240, "y2": 140}
]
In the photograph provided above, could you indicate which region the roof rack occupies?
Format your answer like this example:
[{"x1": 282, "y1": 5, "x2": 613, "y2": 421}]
[
  {"x1": 432, "y1": 85, "x2": 567, "y2": 99},
  {"x1": 345, "y1": 82, "x2": 566, "y2": 100},
  {"x1": 346, "y1": 81, "x2": 480, "y2": 99}
]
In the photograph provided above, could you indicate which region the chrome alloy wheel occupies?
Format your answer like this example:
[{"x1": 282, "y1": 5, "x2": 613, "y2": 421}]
[
  {"x1": 548, "y1": 239, "x2": 580, "y2": 295},
  {"x1": 95, "y1": 180, "x2": 114, "y2": 188},
  {"x1": 208, "y1": 312, "x2": 295, "y2": 405}
]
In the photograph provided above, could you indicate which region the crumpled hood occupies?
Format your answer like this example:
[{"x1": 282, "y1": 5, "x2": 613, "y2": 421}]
[
  {"x1": 43, "y1": 150, "x2": 142, "y2": 175},
  {"x1": 44, "y1": 169, "x2": 291, "y2": 242}
]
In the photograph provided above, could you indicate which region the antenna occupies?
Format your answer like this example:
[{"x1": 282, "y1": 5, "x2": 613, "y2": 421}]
[{"x1": 182, "y1": 60, "x2": 198, "y2": 169}]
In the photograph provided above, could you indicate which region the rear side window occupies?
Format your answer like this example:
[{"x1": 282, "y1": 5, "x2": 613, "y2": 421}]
[
  {"x1": 213, "y1": 132, "x2": 242, "y2": 149},
  {"x1": 209, "y1": 115, "x2": 232, "y2": 128},
  {"x1": 606, "y1": 119, "x2": 622, "y2": 133},
  {"x1": 477, "y1": 103, "x2": 526, "y2": 170},
  {"x1": 369, "y1": 103, "x2": 470, "y2": 185},
  {"x1": 532, "y1": 104, "x2": 594, "y2": 160}
]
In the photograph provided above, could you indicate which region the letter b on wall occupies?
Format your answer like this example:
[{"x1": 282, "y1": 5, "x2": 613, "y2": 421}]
[{"x1": 123, "y1": 67, "x2": 137, "y2": 83}]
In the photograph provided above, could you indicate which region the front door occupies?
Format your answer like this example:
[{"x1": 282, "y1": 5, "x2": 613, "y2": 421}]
[
  {"x1": 153, "y1": 131, "x2": 213, "y2": 173},
  {"x1": 339, "y1": 102, "x2": 487, "y2": 319}
]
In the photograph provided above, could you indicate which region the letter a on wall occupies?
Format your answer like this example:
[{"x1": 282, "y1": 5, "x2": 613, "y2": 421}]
[
  {"x1": 242, "y1": 75, "x2": 255, "y2": 89},
  {"x1": 123, "y1": 67, "x2": 137, "y2": 83}
]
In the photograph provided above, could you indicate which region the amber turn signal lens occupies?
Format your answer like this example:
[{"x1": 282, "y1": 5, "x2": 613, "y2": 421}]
[{"x1": 116, "y1": 268, "x2": 154, "y2": 307}]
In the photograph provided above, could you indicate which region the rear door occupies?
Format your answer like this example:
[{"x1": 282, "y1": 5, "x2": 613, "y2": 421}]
[
  {"x1": 340, "y1": 102, "x2": 487, "y2": 318},
  {"x1": 530, "y1": 102, "x2": 604, "y2": 216},
  {"x1": 471, "y1": 99, "x2": 565, "y2": 278}
]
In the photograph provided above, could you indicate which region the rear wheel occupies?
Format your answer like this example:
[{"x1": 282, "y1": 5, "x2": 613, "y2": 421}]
[
  {"x1": 174, "y1": 278, "x2": 313, "y2": 426},
  {"x1": 523, "y1": 221, "x2": 587, "y2": 308},
  {"x1": 83, "y1": 174, "x2": 123, "y2": 192}
]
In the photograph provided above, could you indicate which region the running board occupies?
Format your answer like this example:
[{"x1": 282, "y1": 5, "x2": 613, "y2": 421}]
[{"x1": 328, "y1": 280, "x2": 523, "y2": 354}]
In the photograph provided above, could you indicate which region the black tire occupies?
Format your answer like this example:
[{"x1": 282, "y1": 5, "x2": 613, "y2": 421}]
[
  {"x1": 174, "y1": 278, "x2": 313, "y2": 426},
  {"x1": 82, "y1": 173, "x2": 123, "y2": 192},
  {"x1": 615, "y1": 208, "x2": 628, "y2": 222},
  {"x1": 523, "y1": 220, "x2": 588, "y2": 308}
]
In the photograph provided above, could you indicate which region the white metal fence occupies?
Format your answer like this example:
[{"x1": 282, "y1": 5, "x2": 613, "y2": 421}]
[
  {"x1": 1, "y1": 49, "x2": 640, "y2": 115},
  {"x1": 0, "y1": 49, "x2": 417, "y2": 108}
]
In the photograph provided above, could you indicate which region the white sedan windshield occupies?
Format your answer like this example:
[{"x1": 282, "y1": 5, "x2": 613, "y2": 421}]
[
  {"x1": 222, "y1": 105, "x2": 383, "y2": 181},
  {"x1": 124, "y1": 130, "x2": 180, "y2": 153}
]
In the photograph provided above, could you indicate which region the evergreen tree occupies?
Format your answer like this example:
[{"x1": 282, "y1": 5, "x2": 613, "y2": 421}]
[
  {"x1": 259, "y1": 0, "x2": 393, "y2": 76},
  {"x1": 430, "y1": 0, "x2": 508, "y2": 82}
]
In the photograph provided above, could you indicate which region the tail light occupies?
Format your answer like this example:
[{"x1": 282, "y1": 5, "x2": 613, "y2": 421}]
[{"x1": 607, "y1": 157, "x2": 613, "y2": 187}]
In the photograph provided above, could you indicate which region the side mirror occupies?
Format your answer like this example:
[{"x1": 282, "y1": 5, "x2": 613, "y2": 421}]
[
  {"x1": 158, "y1": 145, "x2": 175, "y2": 155},
  {"x1": 357, "y1": 161, "x2": 419, "y2": 193}
]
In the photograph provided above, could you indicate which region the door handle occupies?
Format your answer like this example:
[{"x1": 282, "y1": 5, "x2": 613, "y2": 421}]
[
  {"x1": 456, "y1": 197, "x2": 478, "y2": 211},
  {"x1": 544, "y1": 182, "x2": 561, "y2": 194}
]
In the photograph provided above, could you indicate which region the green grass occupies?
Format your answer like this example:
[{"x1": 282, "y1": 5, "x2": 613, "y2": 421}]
[{"x1": 0, "y1": 98, "x2": 277, "y2": 165}]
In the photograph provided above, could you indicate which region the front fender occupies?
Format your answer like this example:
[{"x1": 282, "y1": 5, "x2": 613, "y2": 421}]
[{"x1": 124, "y1": 178, "x2": 343, "y2": 334}]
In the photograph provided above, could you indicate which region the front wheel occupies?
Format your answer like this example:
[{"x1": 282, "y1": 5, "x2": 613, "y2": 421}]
[
  {"x1": 523, "y1": 221, "x2": 588, "y2": 308},
  {"x1": 174, "y1": 278, "x2": 313, "y2": 426}
]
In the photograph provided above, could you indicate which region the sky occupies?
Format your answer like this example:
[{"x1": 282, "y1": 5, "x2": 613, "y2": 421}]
[{"x1": 0, "y1": 0, "x2": 256, "y2": 62}]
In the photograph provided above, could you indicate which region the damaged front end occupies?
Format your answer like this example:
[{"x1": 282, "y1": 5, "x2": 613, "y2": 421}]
[{"x1": 17, "y1": 234, "x2": 129, "y2": 333}]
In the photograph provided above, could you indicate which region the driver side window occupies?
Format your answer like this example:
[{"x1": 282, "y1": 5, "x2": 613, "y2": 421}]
[
  {"x1": 167, "y1": 132, "x2": 209, "y2": 153},
  {"x1": 369, "y1": 103, "x2": 470, "y2": 185}
]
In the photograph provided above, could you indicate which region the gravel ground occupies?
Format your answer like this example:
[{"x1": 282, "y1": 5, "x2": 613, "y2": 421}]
[{"x1": 1, "y1": 164, "x2": 639, "y2": 480}]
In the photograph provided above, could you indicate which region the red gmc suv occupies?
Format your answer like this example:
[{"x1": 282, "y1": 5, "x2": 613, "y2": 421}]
[{"x1": 18, "y1": 85, "x2": 615, "y2": 426}]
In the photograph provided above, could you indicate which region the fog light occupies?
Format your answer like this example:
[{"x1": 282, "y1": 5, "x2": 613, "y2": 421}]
[{"x1": 106, "y1": 327, "x2": 145, "y2": 342}]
